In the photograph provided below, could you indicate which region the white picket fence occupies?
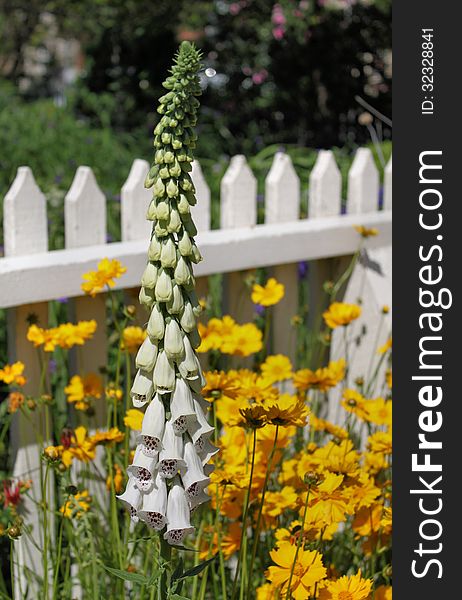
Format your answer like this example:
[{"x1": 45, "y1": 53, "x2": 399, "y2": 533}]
[{"x1": 1, "y1": 147, "x2": 391, "y2": 591}]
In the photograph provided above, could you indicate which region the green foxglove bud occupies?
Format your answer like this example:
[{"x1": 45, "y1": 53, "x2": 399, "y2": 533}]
[
  {"x1": 169, "y1": 160, "x2": 182, "y2": 178},
  {"x1": 164, "y1": 318, "x2": 185, "y2": 361},
  {"x1": 153, "y1": 350, "x2": 175, "y2": 395},
  {"x1": 148, "y1": 236, "x2": 162, "y2": 261},
  {"x1": 155, "y1": 221, "x2": 169, "y2": 238},
  {"x1": 167, "y1": 208, "x2": 182, "y2": 233},
  {"x1": 139, "y1": 286, "x2": 155, "y2": 310},
  {"x1": 145, "y1": 165, "x2": 159, "y2": 189},
  {"x1": 166, "y1": 179, "x2": 179, "y2": 198},
  {"x1": 178, "y1": 230, "x2": 193, "y2": 256},
  {"x1": 166, "y1": 283, "x2": 184, "y2": 315},
  {"x1": 156, "y1": 201, "x2": 170, "y2": 221},
  {"x1": 154, "y1": 149, "x2": 165, "y2": 164},
  {"x1": 141, "y1": 262, "x2": 158, "y2": 289},
  {"x1": 180, "y1": 301, "x2": 196, "y2": 333},
  {"x1": 187, "y1": 289, "x2": 202, "y2": 317},
  {"x1": 153, "y1": 178, "x2": 166, "y2": 198},
  {"x1": 159, "y1": 166, "x2": 170, "y2": 179},
  {"x1": 147, "y1": 303, "x2": 165, "y2": 341},
  {"x1": 190, "y1": 243, "x2": 202, "y2": 264},
  {"x1": 172, "y1": 138, "x2": 183, "y2": 150},
  {"x1": 161, "y1": 132, "x2": 171, "y2": 144},
  {"x1": 174, "y1": 256, "x2": 191, "y2": 286},
  {"x1": 146, "y1": 200, "x2": 157, "y2": 221},
  {"x1": 177, "y1": 334, "x2": 199, "y2": 380},
  {"x1": 136, "y1": 337, "x2": 158, "y2": 371},
  {"x1": 177, "y1": 194, "x2": 191, "y2": 215},
  {"x1": 160, "y1": 237, "x2": 177, "y2": 269},
  {"x1": 164, "y1": 151, "x2": 175, "y2": 164},
  {"x1": 155, "y1": 269, "x2": 173, "y2": 303}
]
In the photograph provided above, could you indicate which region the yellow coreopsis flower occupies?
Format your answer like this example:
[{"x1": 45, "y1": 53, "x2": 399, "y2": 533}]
[
  {"x1": 124, "y1": 409, "x2": 144, "y2": 431},
  {"x1": 26, "y1": 324, "x2": 59, "y2": 351},
  {"x1": 367, "y1": 431, "x2": 392, "y2": 455},
  {"x1": 121, "y1": 326, "x2": 147, "y2": 353},
  {"x1": 251, "y1": 277, "x2": 285, "y2": 307},
  {"x1": 65, "y1": 373, "x2": 103, "y2": 411},
  {"x1": 264, "y1": 394, "x2": 309, "y2": 427},
  {"x1": 202, "y1": 370, "x2": 240, "y2": 402},
  {"x1": 265, "y1": 541, "x2": 326, "y2": 600},
  {"x1": 260, "y1": 354, "x2": 293, "y2": 384},
  {"x1": 106, "y1": 464, "x2": 124, "y2": 493},
  {"x1": 323, "y1": 302, "x2": 361, "y2": 329},
  {"x1": 262, "y1": 486, "x2": 298, "y2": 518},
  {"x1": 61, "y1": 426, "x2": 96, "y2": 467},
  {"x1": 81, "y1": 258, "x2": 127, "y2": 297},
  {"x1": 375, "y1": 585, "x2": 392, "y2": 600},
  {"x1": 314, "y1": 439, "x2": 360, "y2": 476},
  {"x1": 318, "y1": 570, "x2": 372, "y2": 600},
  {"x1": 341, "y1": 389, "x2": 368, "y2": 420},
  {"x1": 60, "y1": 490, "x2": 91, "y2": 519},
  {"x1": 308, "y1": 473, "x2": 351, "y2": 525},
  {"x1": 90, "y1": 427, "x2": 125, "y2": 446},
  {"x1": 294, "y1": 359, "x2": 345, "y2": 392},
  {"x1": 221, "y1": 323, "x2": 263, "y2": 357},
  {"x1": 7, "y1": 392, "x2": 25, "y2": 414},
  {"x1": 354, "y1": 225, "x2": 379, "y2": 238},
  {"x1": 352, "y1": 503, "x2": 383, "y2": 537},
  {"x1": 0, "y1": 362, "x2": 26, "y2": 387},
  {"x1": 310, "y1": 416, "x2": 348, "y2": 440},
  {"x1": 363, "y1": 398, "x2": 392, "y2": 427},
  {"x1": 256, "y1": 583, "x2": 278, "y2": 600},
  {"x1": 56, "y1": 321, "x2": 97, "y2": 349}
]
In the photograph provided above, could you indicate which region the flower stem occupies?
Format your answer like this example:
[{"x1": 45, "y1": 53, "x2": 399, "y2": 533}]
[
  {"x1": 157, "y1": 535, "x2": 172, "y2": 600},
  {"x1": 246, "y1": 425, "x2": 279, "y2": 600},
  {"x1": 230, "y1": 428, "x2": 257, "y2": 600},
  {"x1": 285, "y1": 485, "x2": 311, "y2": 599}
]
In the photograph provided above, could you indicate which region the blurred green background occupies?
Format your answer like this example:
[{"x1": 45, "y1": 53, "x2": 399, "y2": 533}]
[{"x1": 0, "y1": 0, "x2": 391, "y2": 246}]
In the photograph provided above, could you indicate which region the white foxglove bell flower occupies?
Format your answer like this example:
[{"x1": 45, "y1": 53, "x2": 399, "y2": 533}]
[
  {"x1": 153, "y1": 350, "x2": 176, "y2": 395},
  {"x1": 166, "y1": 283, "x2": 184, "y2": 315},
  {"x1": 177, "y1": 334, "x2": 199, "y2": 380},
  {"x1": 147, "y1": 303, "x2": 165, "y2": 341},
  {"x1": 138, "y1": 472, "x2": 168, "y2": 530},
  {"x1": 141, "y1": 262, "x2": 158, "y2": 289},
  {"x1": 181, "y1": 439, "x2": 210, "y2": 508},
  {"x1": 197, "y1": 437, "x2": 219, "y2": 465},
  {"x1": 135, "y1": 337, "x2": 158, "y2": 372},
  {"x1": 179, "y1": 301, "x2": 196, "y2": 333},
  {"x1": 128, "y1": 445, "x2": 157, "y2": 491},
  {"x1": 174, "y1": 256, "x2": 191, "y2": 286},
  {"x1": 160, "y1": 237, "x2": 177, "y2": 268},
  {"x1": 164, "y1": 319, "x2": 185, "y2": 361},
  {"x1": 117, "y1": 476, "x2": 142, "y2": 522},
  {"x1": 164, "y1": 476, "x2": 194, "y2": 545},
  {"x1": 138, "y1": 394, "x2": 165, "y2": 456},
  {"x1": 155, "y1": 269, "x2": 173, "y2": 303},
  {"x1": 131, "y1": 369, "x2": 154, "y2": 407},
  {"x1": 188, "y1": 395, "x2": 214, "y2": 447},
  {"x1": 170, "y1": 378, "x2": 196, "y2": 434},
  {"x1": 158, "y1": 420, "x2": 186, "y2": 478}
]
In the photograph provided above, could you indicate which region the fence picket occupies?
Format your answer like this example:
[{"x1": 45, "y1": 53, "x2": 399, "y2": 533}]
[
  {"x1": 3, "y1": 167, "x2": 50, "y2": 595},
  {"x1": 308, "y1": 150, "x2": 341, "y2": 218},
  {"x1": 65, "y1": 168, "x2": 107, "y2": 427},
  {"x1": 265, "y1": 153, "x2": 300, "y2": 360},
  {"x1": 220, "y1": 155, "x2": 257, "y2": 323},
  {"x1": 384, "y1": 155, "x2": 392, "y2": 210},
  {"x1": 347, "y1": 147, "x2": 379, "y2": 214},
  {"x1": 121, "y1": 159, "x2": 152, "y2": 242}
]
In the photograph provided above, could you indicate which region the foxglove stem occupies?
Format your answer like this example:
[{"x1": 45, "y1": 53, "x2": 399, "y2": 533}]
[{"x1": 246, "y1": 425, "x2": 279, "y2": 600}]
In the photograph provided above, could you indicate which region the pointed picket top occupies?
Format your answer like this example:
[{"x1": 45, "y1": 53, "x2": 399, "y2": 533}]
[
  {"x1": 308, "y1": 150, "x2": 341, "y2": 218},
  {"x1": 65, "y1": 167, "x2": 106, "y2": 249},
  {"x1": 191, "y1": 160, "x2": 211, "y2": 232},
  {"x1": 121, "y1": 159, "x2": 152, "y2": 242},
  {"x1": 347, "y1": 148, "x2": 379, "y2": 214},
  {"x1": 383, "y1": 155, "x2": 392, "y2": 211},
  {"x1": 265, "y1": 152, "x2": 300, "y2": 224},
  {"x1": 3, "y1": 167, "x2": 48, "y2": 257},
  {"x1": 220, "y1": 155, "x2": 257, "y2": 229}
]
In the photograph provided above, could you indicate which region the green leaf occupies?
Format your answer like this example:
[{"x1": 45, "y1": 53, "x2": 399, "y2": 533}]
[
  {"x1": 177, "y1": 556, "x2": 217, "y2": 580},
  {"x1": 101, "y1": 564, "x2": 148, "y2": 585},
  {"x1": 171, "y1": 556, "x2": 184, "y2": 581},
  {"x1": 169, "y1": 595, "x2": 190, "y2": 600}
]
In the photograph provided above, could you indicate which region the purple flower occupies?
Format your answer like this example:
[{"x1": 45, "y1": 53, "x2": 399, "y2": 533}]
[
  {"x1": 298, "y1": 261, "x2": 309, "y2": 279},
  {"x1": 48, "y1": 360, "x2": 57, "y2": 375},
  {"x1": 378, "y1": 185, "x2": 384, "y2": 210},
  {"x1": 254, "y1": 304, "x2": 265, "y2": 316},
  {"x1": 57, "y1": 297, "x2": 69, "y2": 304}
]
